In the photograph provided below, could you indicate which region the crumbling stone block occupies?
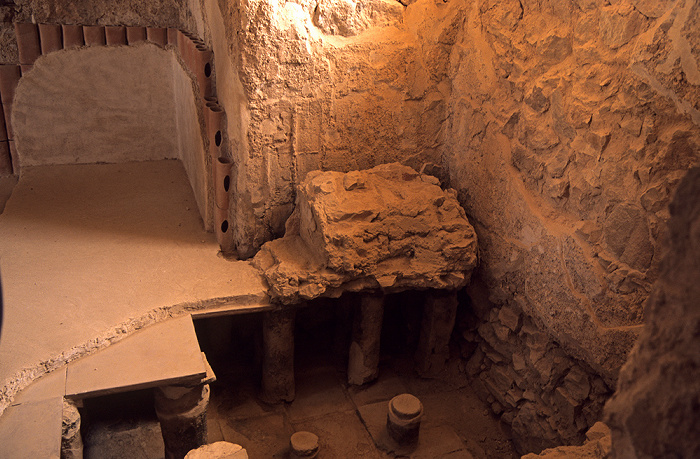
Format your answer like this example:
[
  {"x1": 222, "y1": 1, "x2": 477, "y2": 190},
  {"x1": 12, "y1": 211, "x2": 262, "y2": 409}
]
[{"x1": 253, "y1": 163, "x2": 477, "y2": 304}]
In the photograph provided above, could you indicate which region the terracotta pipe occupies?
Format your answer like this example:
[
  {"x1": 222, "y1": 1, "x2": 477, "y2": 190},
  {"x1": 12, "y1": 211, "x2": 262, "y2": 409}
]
[
  {"x1": 205, "y1": 101, "x2": 224, "y2": 162},
  {"x1": 215, "y1": 205, "x2": 234, "y2": 252},
  {"x1": 126, "y1": 26, "x2": 146, "y2": 45},
  {"x1": 147, "y1": 27, "x2": 167, "y2": 47},
  {"x1": 0, "y1": 65, "x2": 21, "y2": 105},
  {"x1": 62, "y1": 24, "x2": 84, "y2": 48},
  {"x1": 178, "y1": 30, "x2": 197, "y2": 71},
  {"x1": 195, "y1": 45, "x2": 214, "y2": 98},
  {"x1": 215, "y1": 156, "x2": 232, "y2": 211},
  {"x1": 0, "y1": 140, "x2": 11, "y2": 176},
  {"x1": 7, "y1": 140, "x2": 17, "y2": 173},
  {"x1": 38, "y1": 23, "x2": 62, "y2": 54},
  {"x1": 176, "y1": 30, "x2": 189, "y2": 62},
  {"x1": 167, "y1": 28, "x2": 179, "y2": 48},
  {"x1": 15, "y1": 23, "x2": 41, "y2": 65},
  {"x1": 2, "y1": 103, "x2": 13, "y2": 140},
  {"x1": 0, "y1": 103, "x2": 6, "y2": 142},
  {"x1": 82, "y1": 25, "x2": 106, "y2": 46},
  {"x1": 105, "y1": 26, "x2": 126, "y2": 46}
]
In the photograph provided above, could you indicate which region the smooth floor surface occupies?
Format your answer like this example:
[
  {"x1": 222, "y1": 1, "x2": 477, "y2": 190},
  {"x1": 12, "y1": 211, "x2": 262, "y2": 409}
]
[{"x1": 0, "y1": 160, "x2": 268, "y2": 413}]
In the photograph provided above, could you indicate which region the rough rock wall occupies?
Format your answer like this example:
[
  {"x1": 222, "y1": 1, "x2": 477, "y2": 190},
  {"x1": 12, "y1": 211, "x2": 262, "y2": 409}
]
[
  {"x1": 0, "y1": 0, "x2": 195, "y2": 64},
  {"x1": 445, "y1": 0, "x2": 700, "y2": 385},
  {"x1": 458, "y1": 283, "x2": 613, "y2": 453},
  {"x1": 604, "y1": 167, "x2": 700, "y2": 459},
  {"x1": 213, "y1": 0, "x2": 462, "y2": 257}
]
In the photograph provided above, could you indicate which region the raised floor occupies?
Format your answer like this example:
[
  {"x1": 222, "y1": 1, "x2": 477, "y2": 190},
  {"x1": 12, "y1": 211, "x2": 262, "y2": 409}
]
[{"x1": 0, "y1": 160, "x2": 269, "y2": 415}]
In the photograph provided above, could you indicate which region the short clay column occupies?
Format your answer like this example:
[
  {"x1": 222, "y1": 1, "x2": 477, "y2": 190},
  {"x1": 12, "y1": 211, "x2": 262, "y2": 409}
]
[
  {"x1": 260, "y1": 308, "x2": 296, "y2": 404},
  {"x1": 386, "y1": 394, "x2": 423, "y2": 449},
  {"x1": 347, "y1": 292, "x2": 384, "y2": 386},
  {"x1": 61, "y1": 399, "x2": 83, "y2": 459},
  {"x1": 415, "y1": 290, "x2": 458, "y2": 377},
  {"x1": 290, "y1": 431, "x2": 319, "y2": 458},
  {"x1": 155, "y1": 383, "x2": 210, "y2": 459}
]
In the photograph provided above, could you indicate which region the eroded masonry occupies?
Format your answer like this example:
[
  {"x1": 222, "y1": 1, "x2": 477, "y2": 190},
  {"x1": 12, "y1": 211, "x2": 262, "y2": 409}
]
[{"x1": 0, "y1": 0, "x2": 698, "y2": 458}]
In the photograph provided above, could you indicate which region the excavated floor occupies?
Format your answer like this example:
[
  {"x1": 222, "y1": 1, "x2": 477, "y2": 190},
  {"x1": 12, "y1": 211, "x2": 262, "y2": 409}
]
[
  {"x1": 0, "y1": 160, "x2": 267, "y2": 410},
  {"x1": 83, "y1": 351, "x2": 517, "y2": 459}
]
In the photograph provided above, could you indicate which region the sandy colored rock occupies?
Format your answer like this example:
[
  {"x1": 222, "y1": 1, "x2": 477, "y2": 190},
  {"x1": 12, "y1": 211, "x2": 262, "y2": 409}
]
[
  {"x1": 520, "y1": 422, "x2": 611, "y2": 459},
  {"x1": 253, "y1": 163, "x2": 477, "y2": 304},
  {"x1": 605, "y1": 167, "x2": 700, "y2": 458}
]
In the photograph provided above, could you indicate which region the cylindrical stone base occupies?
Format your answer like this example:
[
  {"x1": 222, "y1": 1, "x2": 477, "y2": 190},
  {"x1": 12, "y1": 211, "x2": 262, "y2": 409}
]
[
  {"x1": 290, "y1": 431, "x2": 319, "y2": 458},
  {"x1": 347, "y1": 293, "x2": 384, "y2": 385},
  {"x1": 185, "y1": 441, "x2": 248, "y2": 458},
  {"x1": 260, "y1": 308, "x2": 296, "y2": 404},
  {"x1": 386, "y1": 393, "x2": 423, "y2": 449},
  {"x1": 62, "y1": 399, "x2": 83, "y2": 459},
  {"x1": 155, "y1": 384, "x2": 210, "y2": 459}
]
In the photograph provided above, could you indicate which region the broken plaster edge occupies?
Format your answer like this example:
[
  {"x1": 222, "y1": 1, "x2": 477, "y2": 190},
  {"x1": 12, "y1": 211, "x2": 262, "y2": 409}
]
[{"x1": 0, "y1": 292, "x2": 270, "y2": 418}]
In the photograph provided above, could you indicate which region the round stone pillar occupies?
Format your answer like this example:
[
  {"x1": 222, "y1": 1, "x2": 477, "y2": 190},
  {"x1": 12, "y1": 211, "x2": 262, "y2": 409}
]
[
  {"x1": 261, "y1": 307, "x2": 296, "y2": 404},
  {"x1": 347, "y1": 292, "x2": 384, "y2": 385},
  {"x1": 386, "y1": 393, "x2": 423, "y2": 449},
  {"x1": 290, "y1": 431, "x2": 319, "y2": 458},
  {"x1": 155, "y1": 383, "x2": 210, "y2": 459}
]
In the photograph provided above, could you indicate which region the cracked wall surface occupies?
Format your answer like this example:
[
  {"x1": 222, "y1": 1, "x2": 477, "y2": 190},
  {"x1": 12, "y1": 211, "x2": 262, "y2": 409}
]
[{"x1": 444, "y1": 0, "x2": 700, "y2": 384}]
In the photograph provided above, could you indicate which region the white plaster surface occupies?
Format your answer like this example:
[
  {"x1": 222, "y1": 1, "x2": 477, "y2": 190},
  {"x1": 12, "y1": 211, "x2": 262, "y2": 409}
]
[
  {"x1": 0, "y1": 160, "x2": 268, "y2": 416},
  {"x1": 13, "y1": 44, "x2": 179, "y2": 168},
  {"x1": 172, "y1": 55, "x2": 211, "y2": 231}
]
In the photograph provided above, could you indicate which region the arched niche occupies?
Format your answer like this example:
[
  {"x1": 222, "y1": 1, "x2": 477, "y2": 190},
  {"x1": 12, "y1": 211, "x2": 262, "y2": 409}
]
[{"x1": 12, "y1": 43, "x2": 209, "y2": 227}]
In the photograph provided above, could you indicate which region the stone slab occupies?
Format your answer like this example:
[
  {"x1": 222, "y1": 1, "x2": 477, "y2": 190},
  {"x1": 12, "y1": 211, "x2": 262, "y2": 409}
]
[
  {"x1": 65, "y1": 315, "x2": 205, "y2": 398},
  {"x1": 357, "y1": 400, "x2": 472, "y2": 458},
  {"x1": 11, "y1": 367, "x2": 66, "y2": 405},
  {"x1": 0, "y1": 396, "x2": 62, "y2": 459}
]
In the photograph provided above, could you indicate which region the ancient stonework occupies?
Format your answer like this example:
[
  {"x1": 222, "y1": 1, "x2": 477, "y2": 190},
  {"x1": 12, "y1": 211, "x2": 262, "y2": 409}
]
[
  {"x1": 605, "y1": 167, "x2": 700, "y2": 459},
  {"x1": 211, "y1": 0, "x2": 461, "y2": 258},
  {"x1": 457, "y1": 286, "x2": 612, "y2": 454},
  {"x1": 253, "y1": 163, "x2": 478, "y2": 304},
  {"x1": 445, "y1": 0, "x2": 700, "y2": 385}
]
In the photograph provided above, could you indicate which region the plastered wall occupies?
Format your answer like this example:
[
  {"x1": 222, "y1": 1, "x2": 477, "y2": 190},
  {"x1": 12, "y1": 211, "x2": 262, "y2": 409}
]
[{"x1": 11, "y1": 43, "x2": 209, "y2": 227}]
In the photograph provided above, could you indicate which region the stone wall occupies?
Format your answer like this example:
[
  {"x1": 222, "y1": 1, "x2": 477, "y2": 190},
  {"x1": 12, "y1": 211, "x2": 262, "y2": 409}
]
[
  {"x1": 445, "y1": 0, "x2": 700, "y2": 386},
  {"x1": 604, "y1": 166, "x2": 700, "y2": 458},
  {"x1": 458, "y1": 281, "x2": 613, "y2": 453},
  {"x1": 211, "y1": 0, "x2": 461, "y2": 257}
]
